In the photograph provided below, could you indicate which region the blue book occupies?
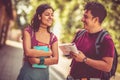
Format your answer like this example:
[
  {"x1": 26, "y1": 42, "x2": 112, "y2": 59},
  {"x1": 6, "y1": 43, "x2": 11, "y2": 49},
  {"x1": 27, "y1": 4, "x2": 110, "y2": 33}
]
[{"x1": 32, "y1": 46, "x2": 49, "y2": 68}]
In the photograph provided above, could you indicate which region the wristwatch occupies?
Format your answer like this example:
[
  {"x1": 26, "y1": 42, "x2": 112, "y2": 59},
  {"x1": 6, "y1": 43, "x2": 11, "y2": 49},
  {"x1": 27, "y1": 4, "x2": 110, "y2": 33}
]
[{"x1": 83, "y1": 57, "x2": 87, "y2": 63}]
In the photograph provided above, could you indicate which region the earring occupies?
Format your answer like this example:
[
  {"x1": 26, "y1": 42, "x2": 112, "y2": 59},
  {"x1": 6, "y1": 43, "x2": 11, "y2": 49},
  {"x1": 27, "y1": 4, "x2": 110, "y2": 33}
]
[
  {"x1": 38, "y1": 16, "x2": 41, "y2": 20},
  {"x1": 38, "y1": 15, "x2": 41, "y2": 20}
]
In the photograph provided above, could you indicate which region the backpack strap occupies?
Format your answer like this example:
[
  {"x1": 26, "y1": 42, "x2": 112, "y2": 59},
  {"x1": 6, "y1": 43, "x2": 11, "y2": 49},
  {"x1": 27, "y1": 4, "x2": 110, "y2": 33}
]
[
  {"x1": 96, "y1": 30, "x2": 118, "y2": 79},
  {"x1": 74, "y1": 29, "x2": 86, "y2": 41},
  {"x1": 112, "y1": 47, "x2": 118, "y2": 76},
  {"x1": 95, "y1": 30, "x2": 108, "y2": 54}
]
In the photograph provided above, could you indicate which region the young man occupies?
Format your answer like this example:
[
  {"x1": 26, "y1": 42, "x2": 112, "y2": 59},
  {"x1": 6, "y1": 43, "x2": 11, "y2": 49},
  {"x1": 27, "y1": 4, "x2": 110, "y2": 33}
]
[{"x1": 68, "y1": 2, "x2": 114, "y2": 80}]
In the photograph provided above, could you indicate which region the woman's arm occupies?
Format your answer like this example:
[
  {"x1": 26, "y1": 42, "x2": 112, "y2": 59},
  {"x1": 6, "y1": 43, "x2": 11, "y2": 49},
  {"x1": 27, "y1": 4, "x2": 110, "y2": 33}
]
[
  {"x1": 23, "y1": 29, "x2": 52, "y2": 58},
  {"x1": 29, "y1": 41, "x2": 59, "y2": 65},
  {"x1": 44, "y1": 41, "x2": 59, "y2": 65}
]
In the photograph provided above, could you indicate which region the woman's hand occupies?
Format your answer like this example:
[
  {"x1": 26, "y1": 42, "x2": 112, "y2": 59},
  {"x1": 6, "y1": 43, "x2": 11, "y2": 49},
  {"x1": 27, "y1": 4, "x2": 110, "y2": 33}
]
[
  {"x1": 28, "y1": 57, "x2": 40, "y2": 64},
  {"x1": 46, "y1": 49, "x2": 52, "y2": 56}
]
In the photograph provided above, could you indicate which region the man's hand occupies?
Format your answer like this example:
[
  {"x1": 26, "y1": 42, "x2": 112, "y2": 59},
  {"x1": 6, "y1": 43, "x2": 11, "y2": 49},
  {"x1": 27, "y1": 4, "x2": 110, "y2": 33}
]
[{"x1": 70, "y1": 51, "x2": 86, "y2": 62}]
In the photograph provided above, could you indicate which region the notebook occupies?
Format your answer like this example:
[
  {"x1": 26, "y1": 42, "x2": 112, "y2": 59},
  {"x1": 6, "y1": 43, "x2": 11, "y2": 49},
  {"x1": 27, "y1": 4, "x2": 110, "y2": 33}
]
[{"x1": 32, "y1": 46, "x2": 49, "y2": 68}]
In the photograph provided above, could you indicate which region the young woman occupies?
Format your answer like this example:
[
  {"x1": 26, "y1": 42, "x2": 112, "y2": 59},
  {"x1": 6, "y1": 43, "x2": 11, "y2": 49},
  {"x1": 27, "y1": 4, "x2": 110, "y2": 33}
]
[{"x1": 17, "y1": 4, "x2": 59, "y2": 80}]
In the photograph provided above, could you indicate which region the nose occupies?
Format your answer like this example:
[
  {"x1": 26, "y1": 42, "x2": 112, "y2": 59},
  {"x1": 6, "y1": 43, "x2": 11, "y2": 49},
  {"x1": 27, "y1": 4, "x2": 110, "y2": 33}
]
[
  {"x1": 49, "y1": 14, "x2": 53, "y2": 19},
  {"x1": 81, "y1": 16, "x2": 85, "y2": 22}
]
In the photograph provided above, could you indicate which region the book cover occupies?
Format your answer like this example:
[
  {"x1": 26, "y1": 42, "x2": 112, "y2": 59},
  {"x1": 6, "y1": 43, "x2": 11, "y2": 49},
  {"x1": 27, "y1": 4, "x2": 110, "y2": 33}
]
[
  {"x1": 32, "y1": 46, "x2": 49, "y2": 68},
  {"x1": 59, "y1": 43, "x2": 79, "y2": 55}
]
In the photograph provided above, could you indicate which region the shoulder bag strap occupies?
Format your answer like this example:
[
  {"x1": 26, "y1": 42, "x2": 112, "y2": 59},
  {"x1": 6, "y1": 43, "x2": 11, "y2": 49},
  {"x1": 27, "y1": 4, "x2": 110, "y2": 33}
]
[
  {"x1": 73, "y1": 29, "x2": 86, "y2": 42},
  {"x1": 95, "y1": 30, "x2": 108, "y2": 54}
]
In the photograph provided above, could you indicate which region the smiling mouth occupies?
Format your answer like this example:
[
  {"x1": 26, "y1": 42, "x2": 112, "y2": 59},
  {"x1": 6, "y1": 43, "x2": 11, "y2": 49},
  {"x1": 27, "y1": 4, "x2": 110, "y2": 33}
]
[
  {"x1": 83, "y1": 23, "x2": 86, "y2": 26},
  {"x1": 48, "y1": 20, "x2": 53, "y2": 23},
  {"x1": 84, "y1": 22, "x2": 87, "y2": 25},
  {"x1": 83, "y1": 23, "x2": 87, "y2": 28}
]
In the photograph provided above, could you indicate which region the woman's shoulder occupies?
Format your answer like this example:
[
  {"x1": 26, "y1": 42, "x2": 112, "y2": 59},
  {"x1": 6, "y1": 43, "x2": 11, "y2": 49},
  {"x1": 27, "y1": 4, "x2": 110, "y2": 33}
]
[
  {"x1": 50, "y1": 32, "x2": 58, "y2": 45},
  {"x1": 23, "y1": 25, "x2": 33, "y2": 33},
  {"x1": 24, "y1": 25, "x2": 31, "y2": 30},
  {"x1": 50, "y1": 32, "x2": 58, "y2": 40}
]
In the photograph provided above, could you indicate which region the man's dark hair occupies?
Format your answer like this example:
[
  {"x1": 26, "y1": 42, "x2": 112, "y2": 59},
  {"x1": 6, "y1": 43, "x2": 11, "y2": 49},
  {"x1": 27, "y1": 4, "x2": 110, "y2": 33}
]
[{"x1": 85, "y1": 2, "x2": 107, "y2": 23}]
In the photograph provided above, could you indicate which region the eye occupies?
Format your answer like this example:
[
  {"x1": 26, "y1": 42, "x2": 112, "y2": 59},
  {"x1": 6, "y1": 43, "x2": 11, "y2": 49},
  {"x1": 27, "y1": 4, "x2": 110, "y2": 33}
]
[
  {"x1": 84, "y1": 15, "x2": 88, "y2": 18},
  {"x1": 51, "y1": 13, "x2": 54, "y2": 17},
  {"x1": 44, "y1": 13, "x2": 54, "y2": 17},
  {"x1": 45, "y1": 13, "x2": 50, "y2": 16}
]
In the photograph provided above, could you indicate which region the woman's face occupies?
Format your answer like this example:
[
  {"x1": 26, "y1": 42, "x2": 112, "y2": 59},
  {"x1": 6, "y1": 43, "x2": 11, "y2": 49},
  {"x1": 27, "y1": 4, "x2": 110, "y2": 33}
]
[{"x1": 39, "y1": 8, "x2": 54, "y2": 28}]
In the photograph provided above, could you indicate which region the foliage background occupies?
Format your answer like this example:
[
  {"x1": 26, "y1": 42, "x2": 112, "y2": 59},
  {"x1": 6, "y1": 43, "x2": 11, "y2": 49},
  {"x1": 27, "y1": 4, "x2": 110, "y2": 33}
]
[{"x1": 13, "y1": 0, "x2": 120, "y2": 72}]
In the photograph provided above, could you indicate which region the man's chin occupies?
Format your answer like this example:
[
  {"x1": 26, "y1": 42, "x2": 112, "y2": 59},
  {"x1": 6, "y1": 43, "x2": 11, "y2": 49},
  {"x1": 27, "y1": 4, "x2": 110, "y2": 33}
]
[{"x1": 84, "y1": 26, "x2": 87, "y2": 29}]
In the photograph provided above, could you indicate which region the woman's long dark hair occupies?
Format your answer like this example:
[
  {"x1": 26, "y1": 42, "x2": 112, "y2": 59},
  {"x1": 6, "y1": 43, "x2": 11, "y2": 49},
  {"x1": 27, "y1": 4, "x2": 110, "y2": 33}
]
[{"x1": 30, "y1": 4, "x2": 54, "y2": 32}]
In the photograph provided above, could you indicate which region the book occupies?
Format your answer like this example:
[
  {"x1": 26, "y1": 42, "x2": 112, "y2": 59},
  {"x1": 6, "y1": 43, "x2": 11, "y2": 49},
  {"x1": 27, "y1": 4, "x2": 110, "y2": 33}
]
[
  {"x1": 32, "y1": 46, "x2": 49, "y2": 68},
  {"x1": 59, "y1": 43, "x2": 79, "y2": 55}
]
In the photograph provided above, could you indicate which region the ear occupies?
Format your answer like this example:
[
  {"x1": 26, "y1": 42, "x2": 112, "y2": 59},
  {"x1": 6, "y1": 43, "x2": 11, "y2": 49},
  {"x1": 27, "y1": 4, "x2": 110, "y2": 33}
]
[
  {"x1": 38, "y1": 15, "x2": 41, "y2": 20},
  {"x1": 94, "y1": 17, "x2": 99, "y2": 23}
]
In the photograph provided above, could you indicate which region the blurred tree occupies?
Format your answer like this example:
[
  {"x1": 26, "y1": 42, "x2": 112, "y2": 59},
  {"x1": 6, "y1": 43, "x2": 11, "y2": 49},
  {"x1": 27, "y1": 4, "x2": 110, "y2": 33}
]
[
  {"x1": 12, "y1": 0, "x2": 120, "y2": 53},
  {"x1": 0, "y1": 0, "x2": 13, "y2": 46},
  {"x1": 57, "y1": 0, "x2": 120, "y2": 54},
  {"x1": 13, "y1": 0, "x2": 31, "y2": 29}
]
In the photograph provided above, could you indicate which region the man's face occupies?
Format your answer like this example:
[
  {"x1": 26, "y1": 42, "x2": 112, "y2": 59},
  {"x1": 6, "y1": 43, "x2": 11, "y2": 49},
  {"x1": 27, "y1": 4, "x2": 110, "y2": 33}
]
[{"x1": 81, "y1": 10, "x2": 96, "y2": 30}]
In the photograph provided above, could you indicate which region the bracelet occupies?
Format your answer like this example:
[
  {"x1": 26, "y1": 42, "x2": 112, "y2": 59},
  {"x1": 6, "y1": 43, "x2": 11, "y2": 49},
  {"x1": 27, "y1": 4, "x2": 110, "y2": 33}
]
[
  {"x1": 39, "y1": 57, "x2": 45, "y2": 65},
  {"x1": 83, "y1": 57, "x2": 87, "y2": 63}
]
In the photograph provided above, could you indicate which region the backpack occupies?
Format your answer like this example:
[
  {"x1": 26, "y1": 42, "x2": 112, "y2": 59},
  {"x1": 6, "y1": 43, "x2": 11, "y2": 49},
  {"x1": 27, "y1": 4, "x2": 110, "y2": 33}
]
[{"x1": 74, "y1": 29, "x2": 118, "y2": 79}]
